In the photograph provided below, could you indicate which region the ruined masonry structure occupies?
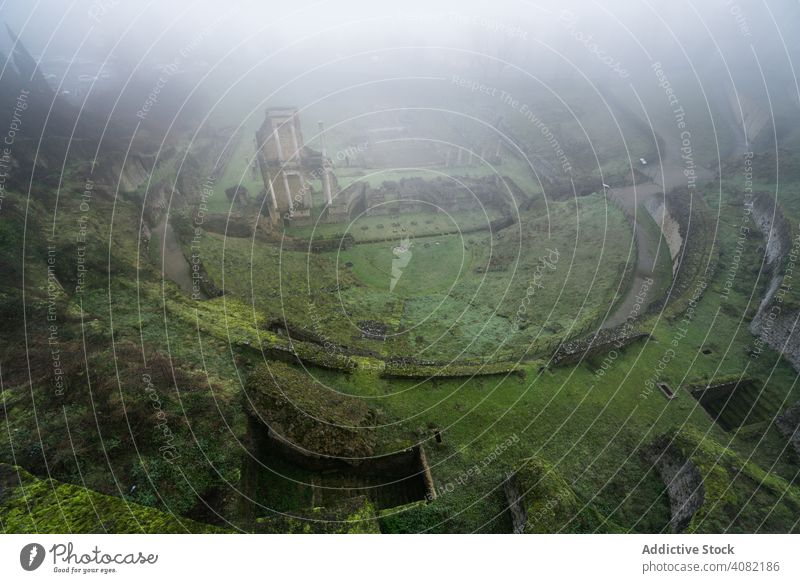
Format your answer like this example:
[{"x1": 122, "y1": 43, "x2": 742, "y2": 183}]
[
  {"x1": 256, "y1": 107, "x2": 311, "y2": 225},
  {"x1": 256, "y1": 107, "x2": 341, "y2": 228},
  {"x1": 255, "y1": 107, "x2": 514, "y2": 230}
]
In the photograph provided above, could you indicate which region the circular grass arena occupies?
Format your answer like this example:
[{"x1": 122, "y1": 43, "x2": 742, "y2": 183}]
[
  {"x1": 198, "y1": 192, "x2": 635, "y2": 361},
  {"x1": 338, "y1": 234, "x2": 468, "y2": 296}
]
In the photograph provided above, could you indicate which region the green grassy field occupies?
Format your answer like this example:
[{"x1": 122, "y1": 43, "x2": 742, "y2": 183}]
[{"x1": 284, "y1": 209, "x2": 505, "y2": 242}]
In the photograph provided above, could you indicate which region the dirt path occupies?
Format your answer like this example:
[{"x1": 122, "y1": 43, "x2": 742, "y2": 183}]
[
  {"x1": 603, "y1": 182, "x2": 666, "y2": 328},
  {"x1": 602, "y1": 125, "x2": 714, "y2": 328}
]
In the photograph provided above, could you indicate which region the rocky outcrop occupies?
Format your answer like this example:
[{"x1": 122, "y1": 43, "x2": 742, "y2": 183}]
[
  {"x1": 646, "y1": 435, "x2": 705, "y2": 533},
  {"x1": 502, "y1": 455, "x2": 616, "y2": 533},
  {"x1": 748, "y1": 192, "x2": 800, "y2": 370},
  {"x1": 752, "y1": 192, "x2": 792, "y2": 266},
  {"x1": 646, "y1": 427, "x2": 800, "y2": 533},
  {"x1": 194, "y1": 258, "x2": 223, "y2": 298},
  {"x1": 0, "y1": 463, "x2": 226, "y2": 533},
  {"x1": 502, "y1": 472, "x2": 528, "y2": 534},
  {"x1": 775, "y1": 401, "x2": 800, "y2": 458},
  {"x1": 751, "y1": 307, "x2": 800, "y2": 369}
]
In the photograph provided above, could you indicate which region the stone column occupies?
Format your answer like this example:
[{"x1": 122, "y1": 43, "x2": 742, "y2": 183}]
[
  {"x1": 267, "y1": 173, "x2": 278, "y2": 211},
  {"x1": 272, "y1": 121, "x2": 284, "y2": 162},
  {"x1": 290, "y1": 120, "x2": 301, "y2": 159},
  {"x1": 282, "y1": 170, "x2": 293, "y2": 208},
  {"x1": 318, "y1": 121, "x2": 333, "y2": 206}
]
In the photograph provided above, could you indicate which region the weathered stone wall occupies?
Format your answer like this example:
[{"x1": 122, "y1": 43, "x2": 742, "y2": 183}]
[
  {"x1": 646, "y1": 436, "x2": 705, "y2": 533},
  {"x1": 752, "y1": 307, "x2": 800, "y2": 370},
  {"x1": 748, "y1": 192, "x2": 800, "y2": 370},
  {"x1": 552, "y1": 324, "x2": 649, "y2": 367},
  {"x1": 775, "y1": 401, "x2": 800, "y2": 458},
  {"x1": 502, "y1": 472, "x2": 528, "y2": 534}
]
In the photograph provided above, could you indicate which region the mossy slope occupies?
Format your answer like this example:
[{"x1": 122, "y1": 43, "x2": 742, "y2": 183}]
[
  {"x1": 0, "y1": 463, "x2": 227, "y2": 533},
  {"x1": 246, "y1": 362, "x2": 377, "y2": 459},
  {"x1": 509, "y1": 455, "x2": 622, "y2": 533},
  {"x1": 656, "y1": 427, "x2": 800, "y2": 533}
]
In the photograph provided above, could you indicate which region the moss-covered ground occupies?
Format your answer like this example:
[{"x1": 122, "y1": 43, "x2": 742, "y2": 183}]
[
  {"x1": 2, "y1": 87, "x2": 800, "y2": 534},
  {"x1": 0, "y1": 464, "x2": 227, "y2": 533}
]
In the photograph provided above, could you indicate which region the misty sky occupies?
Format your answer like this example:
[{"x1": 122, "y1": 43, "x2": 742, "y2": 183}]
[
  {"x1": 3, "y1": 1, "x2": 798, "y2": 76},
  {"x1": 2, "y1": 0, "x2": 799, "y2": 142}
]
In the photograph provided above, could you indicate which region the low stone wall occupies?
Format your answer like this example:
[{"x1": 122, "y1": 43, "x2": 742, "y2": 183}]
[
  {"x1": 266, "y1": 319, "x2": 328, "y2": 346},
  {"x1": 261, "y1": 343, "x2": 356, "y2": 372},
  {"x1": 552, "y1": 324, "x2": 649, "y2": 367},
  {"x1": 261, "y1": 323, "x2": 521, "y2": 378},
  {"x1": 381, "y1": 358, "x2": 524, "y2": 380}
]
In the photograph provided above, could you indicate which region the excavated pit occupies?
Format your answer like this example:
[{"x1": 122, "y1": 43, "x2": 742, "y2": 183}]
[
  {"x1": 688, "y1": 379, "x2": 772, "y2": 431},
  {"x1": 244, "y1": 415, "x2": 435, "y2": 512}
]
